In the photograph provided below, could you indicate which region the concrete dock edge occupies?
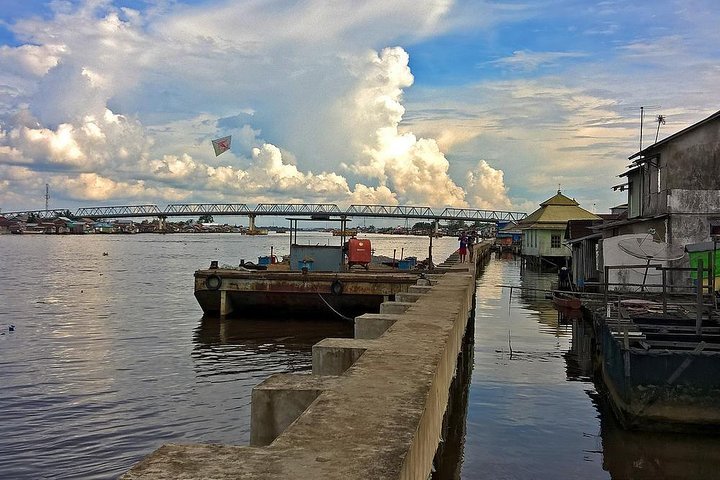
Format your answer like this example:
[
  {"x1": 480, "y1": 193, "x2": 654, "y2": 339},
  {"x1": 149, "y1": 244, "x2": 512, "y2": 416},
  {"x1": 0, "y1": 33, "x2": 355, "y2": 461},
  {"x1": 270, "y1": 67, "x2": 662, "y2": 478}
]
[{"x1": 122, "y1": 243, "x2": 490, "y2": 480}]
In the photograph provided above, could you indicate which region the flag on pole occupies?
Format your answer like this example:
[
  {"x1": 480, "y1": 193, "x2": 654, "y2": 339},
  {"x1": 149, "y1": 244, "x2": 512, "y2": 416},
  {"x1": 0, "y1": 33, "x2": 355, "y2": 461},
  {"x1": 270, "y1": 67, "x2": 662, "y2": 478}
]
[{"x1": 211, "y1": 135, "x2": 232, "y2": 156}]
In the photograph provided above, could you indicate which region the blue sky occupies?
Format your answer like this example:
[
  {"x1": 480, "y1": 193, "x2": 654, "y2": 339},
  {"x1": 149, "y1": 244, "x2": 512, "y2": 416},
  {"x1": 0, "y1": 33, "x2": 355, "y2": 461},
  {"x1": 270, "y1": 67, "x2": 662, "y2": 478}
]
[{"x1": 0, "y1": 0, "x2": 718, "y2": 213}]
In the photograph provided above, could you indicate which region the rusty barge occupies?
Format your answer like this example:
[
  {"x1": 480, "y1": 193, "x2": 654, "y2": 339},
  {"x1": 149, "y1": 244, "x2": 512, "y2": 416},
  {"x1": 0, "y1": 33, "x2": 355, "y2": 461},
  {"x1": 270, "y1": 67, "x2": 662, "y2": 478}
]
[
  {"x1": 594, "y1": 297, "x2": 720, "y2": 431},
  {"x1": 194, "y1": 268, "x2": 422, "y2": 318}
]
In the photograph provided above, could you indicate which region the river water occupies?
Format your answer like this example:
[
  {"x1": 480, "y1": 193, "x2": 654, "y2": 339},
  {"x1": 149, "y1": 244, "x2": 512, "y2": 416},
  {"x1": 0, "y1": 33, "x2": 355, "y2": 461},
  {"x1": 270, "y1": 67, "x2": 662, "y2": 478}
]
[
  {"x1": 454, "y1": 253, "x2": 720, "y2": 480},
  {"x1": 1, "y1": 235, "x2": 718, "y2": 479}
]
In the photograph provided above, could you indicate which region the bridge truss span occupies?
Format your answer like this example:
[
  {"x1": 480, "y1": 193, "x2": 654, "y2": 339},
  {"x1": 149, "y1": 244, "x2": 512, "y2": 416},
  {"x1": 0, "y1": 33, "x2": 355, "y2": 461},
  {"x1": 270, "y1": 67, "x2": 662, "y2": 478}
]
[
  {"x1": 74, "y1": 205, "x2": 162, "y2": 219},
  {"x1": 164, "y1": 203, "x2": 250, "y2": 216},
  {"x1": 6, "y1": 202, "x2": 527, "y2": 223},
  {"x1": 345, "y1": 204, "x2": 436, "y2": 219},
  {"x1": 253, "y1": 203, "x2": 343, "y2": 216},
  {"x1": 438, "y1": 207, "x2": 527, "y2": 223}
]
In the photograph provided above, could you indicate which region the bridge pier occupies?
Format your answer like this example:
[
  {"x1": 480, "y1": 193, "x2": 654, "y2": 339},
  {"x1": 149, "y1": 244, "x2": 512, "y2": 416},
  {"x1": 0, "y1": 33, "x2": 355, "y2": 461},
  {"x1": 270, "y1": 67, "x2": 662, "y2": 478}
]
[{"x1": 248, "y1": 214, "x2": 256, "y2": 232}]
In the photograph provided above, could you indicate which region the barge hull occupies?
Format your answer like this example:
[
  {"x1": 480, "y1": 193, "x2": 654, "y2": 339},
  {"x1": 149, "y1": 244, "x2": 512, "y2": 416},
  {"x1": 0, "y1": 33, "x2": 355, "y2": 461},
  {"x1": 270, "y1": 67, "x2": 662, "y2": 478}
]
[
  {"x1": 194, "y1": 269, "x2": 419, "y2": 319},
  {"x1": 598, "y1": 318, "x2": 720, "y2": 431}
]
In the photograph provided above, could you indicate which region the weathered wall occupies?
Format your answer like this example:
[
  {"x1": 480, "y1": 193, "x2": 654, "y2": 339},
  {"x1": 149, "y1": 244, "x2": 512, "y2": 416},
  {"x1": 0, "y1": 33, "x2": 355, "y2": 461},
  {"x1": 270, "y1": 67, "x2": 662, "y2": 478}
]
[
  {"x1": 522, "y1": 228, "x2": 569, "y2": 258},
  {"x1": 635, "y1": 116, "x2": 720, "y2": 218}
]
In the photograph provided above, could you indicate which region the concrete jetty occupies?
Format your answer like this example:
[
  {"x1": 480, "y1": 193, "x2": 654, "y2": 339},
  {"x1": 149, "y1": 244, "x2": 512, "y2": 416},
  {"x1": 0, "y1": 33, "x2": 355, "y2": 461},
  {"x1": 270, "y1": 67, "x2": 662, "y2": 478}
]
[{"x1": 122, "y1": 243, "x2": 490, "y2": 480}]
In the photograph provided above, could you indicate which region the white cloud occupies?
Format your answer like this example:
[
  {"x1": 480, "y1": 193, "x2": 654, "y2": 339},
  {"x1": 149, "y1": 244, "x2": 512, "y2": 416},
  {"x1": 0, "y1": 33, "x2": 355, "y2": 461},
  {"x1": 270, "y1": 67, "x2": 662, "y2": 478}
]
[
  {"x1": 491, "y1": 50, "x2": 587, "y2": 71},
  {"x1": 347, "y1": 47, "x2": 474, "y2": 207},
  {"x1": 465, "y1": 160, "x2": 512, "y2": 209},
  {"x1": 0, "y1": 0, "x2": 522, "y2": 212}
]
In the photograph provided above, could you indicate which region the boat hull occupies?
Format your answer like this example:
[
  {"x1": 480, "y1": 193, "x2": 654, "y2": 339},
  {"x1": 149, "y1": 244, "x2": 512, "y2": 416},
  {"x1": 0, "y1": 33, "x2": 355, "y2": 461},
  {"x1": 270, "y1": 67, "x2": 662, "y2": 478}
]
[
  {"x1": 552, "y1": 292, "x2": 582, "y2": 310},
  {"x1": 598, "y1": 319, "x2": 720, "y2": 431},
  {"x1": 194, "y1": 268, "x2": 419, "y2": 319}
]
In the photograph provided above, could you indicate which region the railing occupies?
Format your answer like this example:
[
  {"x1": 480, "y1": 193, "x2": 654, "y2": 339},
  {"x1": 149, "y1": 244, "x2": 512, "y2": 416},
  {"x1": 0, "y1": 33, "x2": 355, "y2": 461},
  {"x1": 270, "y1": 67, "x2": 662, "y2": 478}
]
[{"x1": 596, "y1": 262, "x2": 716, "y2": 335}]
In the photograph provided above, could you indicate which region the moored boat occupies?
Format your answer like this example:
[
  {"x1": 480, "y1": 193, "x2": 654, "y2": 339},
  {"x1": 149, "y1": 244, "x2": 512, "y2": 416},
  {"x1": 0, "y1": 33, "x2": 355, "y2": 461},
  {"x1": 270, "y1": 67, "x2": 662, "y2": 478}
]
[{"x1": 552, "y1": 291, "x2": 582, "y2": 310}]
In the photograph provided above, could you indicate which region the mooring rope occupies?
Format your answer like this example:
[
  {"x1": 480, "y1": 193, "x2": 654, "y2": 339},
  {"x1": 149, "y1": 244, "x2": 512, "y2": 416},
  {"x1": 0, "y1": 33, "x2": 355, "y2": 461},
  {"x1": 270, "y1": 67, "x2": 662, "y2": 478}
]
[{"x1": 317, "y1": 293, "x2": 354, "y2": 322}]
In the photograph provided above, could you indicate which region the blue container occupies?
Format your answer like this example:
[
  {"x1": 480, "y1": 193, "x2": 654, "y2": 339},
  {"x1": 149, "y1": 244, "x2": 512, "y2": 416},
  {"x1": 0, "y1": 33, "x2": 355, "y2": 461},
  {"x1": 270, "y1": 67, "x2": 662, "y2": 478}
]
[
  {"x1": 398, "y1": 260, "x2": 413, "y2": 270},
  {"x1": 297, "y1": 260, "x2": 314, "y2": 271},
  {"x1": 258, "y1": 256, "x2": 272, "y2": 266}
]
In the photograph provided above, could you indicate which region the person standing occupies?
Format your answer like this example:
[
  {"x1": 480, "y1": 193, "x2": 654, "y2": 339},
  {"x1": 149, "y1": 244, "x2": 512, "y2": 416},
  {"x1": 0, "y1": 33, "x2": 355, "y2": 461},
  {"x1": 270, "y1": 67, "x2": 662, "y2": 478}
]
[
  {"x1": 458, "y1": 232, "x2": 468, "y2": 263},
  {"x1": 468, "y1": 230, "x2": 477, "y2": 261}
]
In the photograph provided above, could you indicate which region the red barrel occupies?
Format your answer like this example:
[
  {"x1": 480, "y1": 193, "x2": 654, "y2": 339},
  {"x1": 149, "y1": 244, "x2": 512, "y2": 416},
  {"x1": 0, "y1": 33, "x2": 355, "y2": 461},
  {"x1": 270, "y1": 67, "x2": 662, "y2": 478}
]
[{"x1": 347, "y1": 238, "x2": 371, "y2": 267}]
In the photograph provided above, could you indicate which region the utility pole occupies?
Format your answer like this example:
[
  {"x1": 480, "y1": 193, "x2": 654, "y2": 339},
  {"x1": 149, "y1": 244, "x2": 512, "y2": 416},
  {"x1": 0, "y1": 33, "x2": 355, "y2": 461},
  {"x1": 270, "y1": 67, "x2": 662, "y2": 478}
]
[{"x1": 45, "y1": 183, "x2": 49, "y2": 211}]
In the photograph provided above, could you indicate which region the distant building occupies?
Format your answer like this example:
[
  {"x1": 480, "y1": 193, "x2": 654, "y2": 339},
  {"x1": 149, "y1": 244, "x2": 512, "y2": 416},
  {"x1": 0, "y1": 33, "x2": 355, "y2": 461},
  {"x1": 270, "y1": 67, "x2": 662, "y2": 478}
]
[
  {"x1": 495, "y1": 221, "x2": 522, "y2": 251},
  {"x1": 565, "y1": 208, "x2": 625, "y2": 290},
  {"x1": 0, "y1": 216, "x2": 10, "y2": 234},
  {"x1": 519, "y1": 190, "x2": 600, "y2": 269}
]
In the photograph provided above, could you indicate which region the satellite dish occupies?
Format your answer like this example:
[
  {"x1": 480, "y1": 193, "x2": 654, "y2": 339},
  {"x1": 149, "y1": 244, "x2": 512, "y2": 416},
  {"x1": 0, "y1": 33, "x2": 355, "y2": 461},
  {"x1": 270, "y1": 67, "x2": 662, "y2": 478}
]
[
  {"x1": 617, "y1": 234, "x2": 686, "y2": 291},
  {"x1": 618, "y1": 234, "x2": 685, "y2": 261},
  {"x1": 617, "y1": 234, "x2": 686, "y2": 261}
]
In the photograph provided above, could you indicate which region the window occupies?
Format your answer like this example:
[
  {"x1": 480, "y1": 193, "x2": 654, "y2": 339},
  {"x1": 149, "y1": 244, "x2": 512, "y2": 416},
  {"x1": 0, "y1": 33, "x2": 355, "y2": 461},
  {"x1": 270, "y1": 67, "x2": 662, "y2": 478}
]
[
  {"x1": 551, "y1": 234, "x2": 561, "y2": 249},
  {"x1": 657, "y1": 166, "x2": 661, "y2": 193}
]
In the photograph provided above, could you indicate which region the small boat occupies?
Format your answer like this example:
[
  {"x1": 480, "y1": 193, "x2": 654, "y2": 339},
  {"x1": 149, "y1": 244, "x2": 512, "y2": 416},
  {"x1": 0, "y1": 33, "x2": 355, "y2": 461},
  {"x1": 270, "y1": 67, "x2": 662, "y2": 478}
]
[{"x1": 552, "y1": 291, "x2": 582, "y2": 310}]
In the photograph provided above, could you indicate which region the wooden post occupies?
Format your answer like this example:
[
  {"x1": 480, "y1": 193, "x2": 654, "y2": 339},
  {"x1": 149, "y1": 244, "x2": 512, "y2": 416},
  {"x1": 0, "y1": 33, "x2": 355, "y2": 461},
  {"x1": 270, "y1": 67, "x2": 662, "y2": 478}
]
[
  {"x1": 696, "y1": 259, "x2": 704, "y2": 335},
  {"x1": 622, "y1": 326, "x2": 631, "y2": 378},
  {"x1": 604, "y1": 265, "x2": 610, "y2": 307},
  {"x1": 662, "y1": 268, "x2": 667, "y2": 314}
]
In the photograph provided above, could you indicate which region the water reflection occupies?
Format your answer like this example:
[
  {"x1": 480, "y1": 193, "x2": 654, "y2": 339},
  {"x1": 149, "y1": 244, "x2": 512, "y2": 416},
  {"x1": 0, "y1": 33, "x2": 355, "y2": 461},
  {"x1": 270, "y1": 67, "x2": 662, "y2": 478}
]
[
  {"x1": 192, "y1": 315, "x2": 353, "y2": 378},
  {"x1": 432, "y1": 321, "x2": 474, "y2": 480}
]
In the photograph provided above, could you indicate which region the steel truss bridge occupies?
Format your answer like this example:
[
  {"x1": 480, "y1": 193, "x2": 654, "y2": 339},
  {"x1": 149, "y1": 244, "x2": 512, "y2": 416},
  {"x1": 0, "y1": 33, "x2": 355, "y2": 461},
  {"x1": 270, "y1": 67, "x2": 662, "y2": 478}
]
[{"x1": 3, "y1": 203, "x2": 527, "y2": 224}]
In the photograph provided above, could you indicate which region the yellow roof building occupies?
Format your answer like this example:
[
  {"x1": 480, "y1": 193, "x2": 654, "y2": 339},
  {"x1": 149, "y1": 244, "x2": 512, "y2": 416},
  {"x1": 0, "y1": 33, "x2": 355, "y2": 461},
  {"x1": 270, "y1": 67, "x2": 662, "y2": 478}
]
[
  {"x1": 519, "y1": 190, "x2": 600, "y2": 263},
  {"x1": 520, "y1": 190, "x2": 600, "y2": 230}
]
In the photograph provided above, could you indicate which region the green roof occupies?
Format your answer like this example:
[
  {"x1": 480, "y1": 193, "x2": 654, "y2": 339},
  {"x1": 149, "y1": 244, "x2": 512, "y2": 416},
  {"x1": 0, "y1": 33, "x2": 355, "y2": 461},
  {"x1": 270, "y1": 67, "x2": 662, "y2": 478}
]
[{"x1": 520, "y1": 190, "x2": 600, "y2": 229}]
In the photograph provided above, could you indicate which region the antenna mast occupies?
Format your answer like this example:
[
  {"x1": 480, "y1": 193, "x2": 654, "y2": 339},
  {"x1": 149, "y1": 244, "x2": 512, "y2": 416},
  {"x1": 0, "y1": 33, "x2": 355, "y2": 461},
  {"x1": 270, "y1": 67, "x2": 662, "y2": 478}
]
[
  {"x1": 45, "y1": 183, "x2": 49, "y2": 211},
  {"x1": 655, "y1": 115, "x2": 666, "y2": 143},
  {"x1": 638, "y1": 105, "x2": 661, "y2": 153}
]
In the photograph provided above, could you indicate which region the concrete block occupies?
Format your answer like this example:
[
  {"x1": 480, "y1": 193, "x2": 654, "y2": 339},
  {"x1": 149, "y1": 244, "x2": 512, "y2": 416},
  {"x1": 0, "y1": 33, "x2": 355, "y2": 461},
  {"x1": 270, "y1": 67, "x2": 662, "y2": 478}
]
[
  {"x1": 379, "y1": 301, "x2": 414, "y2": 314},
  {"x1": 354, "y1": 313, "x2": 403, "y2": 339},
  {"x1": 250, "y1": 374, "x2": 338, "y2": 447},
  {"x1": 408, "y1": 285, "x2": 432, "y2": 294},
  {"x1": 312, "y1": 338, "x2": 373, "y2": 375},
  {"x1": 395, "y1": 292, "x2": 424, "y2": 303}
]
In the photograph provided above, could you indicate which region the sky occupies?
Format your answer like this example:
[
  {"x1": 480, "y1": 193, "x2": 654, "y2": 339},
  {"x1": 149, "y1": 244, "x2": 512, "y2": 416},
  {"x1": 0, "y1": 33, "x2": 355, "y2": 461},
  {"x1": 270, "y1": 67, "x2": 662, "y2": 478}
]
[{"x1": 0, "y1": 0, "x2": 718, "y2": 215}]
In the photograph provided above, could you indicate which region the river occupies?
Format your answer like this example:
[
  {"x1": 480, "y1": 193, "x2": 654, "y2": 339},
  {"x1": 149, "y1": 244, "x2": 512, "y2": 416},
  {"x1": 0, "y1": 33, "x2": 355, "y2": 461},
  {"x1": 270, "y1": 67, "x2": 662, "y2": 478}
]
[
  {"x1": 1, "y1": 235, "x2": 718, "y2": 479},
  {"x1": 451, "y1": 253, "x2": 720, "y2": 479}
]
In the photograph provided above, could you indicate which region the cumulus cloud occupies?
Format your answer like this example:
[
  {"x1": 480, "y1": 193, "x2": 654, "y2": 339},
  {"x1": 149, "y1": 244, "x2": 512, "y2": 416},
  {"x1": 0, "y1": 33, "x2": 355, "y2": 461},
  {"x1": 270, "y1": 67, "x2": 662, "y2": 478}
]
[
  {"x1": 0, "y1": 1, "x2": 519, "y2": 212},
  {"x1": 346, "y1": 47, "x2": 513, "y2": 208},
  {"x1": 465, "y1": 160, "x2": 512, "y2": 209}
]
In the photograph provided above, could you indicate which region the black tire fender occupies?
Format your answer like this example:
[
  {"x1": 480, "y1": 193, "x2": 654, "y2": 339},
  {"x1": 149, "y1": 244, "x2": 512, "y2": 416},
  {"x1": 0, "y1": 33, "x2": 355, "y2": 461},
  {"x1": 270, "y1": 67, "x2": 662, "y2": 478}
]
[
  {"x1": 206, "y1": 274, "x2": 222, "y2": 290},
  {"x1": 330, "y1": 279, "x2": 344, "y2": 296}
]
